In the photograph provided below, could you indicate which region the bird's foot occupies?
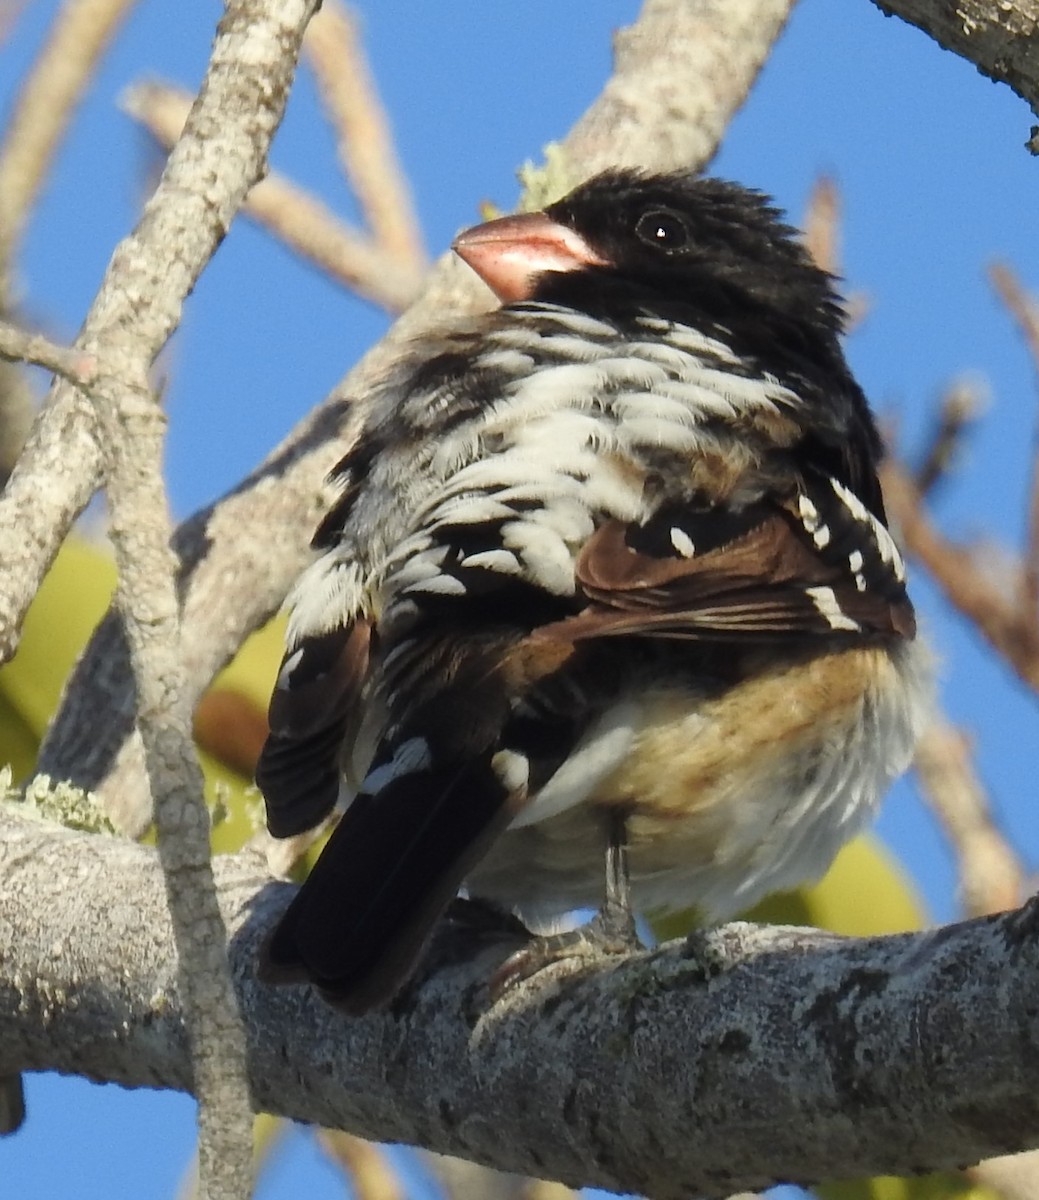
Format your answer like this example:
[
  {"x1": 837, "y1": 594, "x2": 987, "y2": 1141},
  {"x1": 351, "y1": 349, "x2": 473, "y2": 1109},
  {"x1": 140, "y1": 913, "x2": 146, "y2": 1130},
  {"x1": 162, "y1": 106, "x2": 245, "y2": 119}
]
[{"x1": 489, "y1": 901, "x2": 643, "y2": 1000}]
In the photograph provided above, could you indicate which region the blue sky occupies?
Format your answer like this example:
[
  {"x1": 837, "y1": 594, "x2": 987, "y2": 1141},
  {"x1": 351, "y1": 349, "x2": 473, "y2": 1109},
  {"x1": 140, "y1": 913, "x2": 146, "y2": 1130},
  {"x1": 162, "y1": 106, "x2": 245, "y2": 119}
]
[{"x1": 2, "y1": 1, "x2": 1037, "y2": 1196}]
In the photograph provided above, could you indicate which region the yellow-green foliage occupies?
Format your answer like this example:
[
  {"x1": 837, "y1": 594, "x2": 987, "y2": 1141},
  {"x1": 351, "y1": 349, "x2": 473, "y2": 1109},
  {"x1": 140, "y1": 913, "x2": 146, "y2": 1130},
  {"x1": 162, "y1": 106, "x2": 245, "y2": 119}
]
[{"x1": 0, "y1": 534, "x2": 281, "y2": 852}]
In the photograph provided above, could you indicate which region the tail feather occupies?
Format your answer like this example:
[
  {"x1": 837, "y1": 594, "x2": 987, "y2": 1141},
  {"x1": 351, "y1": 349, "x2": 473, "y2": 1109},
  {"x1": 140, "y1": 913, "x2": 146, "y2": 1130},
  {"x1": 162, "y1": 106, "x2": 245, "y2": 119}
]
[{"x1": 260, "y1": 755, "x2": 516, "y2": 1012}]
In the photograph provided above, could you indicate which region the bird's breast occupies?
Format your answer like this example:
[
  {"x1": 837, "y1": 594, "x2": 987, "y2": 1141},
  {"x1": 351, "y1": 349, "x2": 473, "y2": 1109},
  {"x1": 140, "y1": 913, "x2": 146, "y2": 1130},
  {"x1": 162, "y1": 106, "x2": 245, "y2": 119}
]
[{"x1": 468, "y1": 639, "x2": 929, "y2": 922}]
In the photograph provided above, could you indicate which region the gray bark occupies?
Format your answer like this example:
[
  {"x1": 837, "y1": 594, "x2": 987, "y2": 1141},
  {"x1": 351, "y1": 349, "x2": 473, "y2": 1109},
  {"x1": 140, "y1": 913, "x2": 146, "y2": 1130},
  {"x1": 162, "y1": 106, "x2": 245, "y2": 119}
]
[{"x1": 2, "y1": 809, "x2": 1039, "y2": 1198}]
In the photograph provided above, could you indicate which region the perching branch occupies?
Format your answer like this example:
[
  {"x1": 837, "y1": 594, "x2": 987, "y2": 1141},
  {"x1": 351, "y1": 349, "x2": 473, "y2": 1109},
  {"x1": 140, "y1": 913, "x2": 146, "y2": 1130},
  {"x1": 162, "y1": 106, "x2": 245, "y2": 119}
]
[{"x1": 3, "y1": 808, "x2": 1039, "y2": 1199}]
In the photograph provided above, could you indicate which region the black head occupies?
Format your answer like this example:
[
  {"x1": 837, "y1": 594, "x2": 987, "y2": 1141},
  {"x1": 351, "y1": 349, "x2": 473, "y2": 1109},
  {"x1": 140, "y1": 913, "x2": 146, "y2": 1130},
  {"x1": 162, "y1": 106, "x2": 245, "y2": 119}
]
[{"x1": 539, "y1": 169, "x2": 846, "y2": 340}]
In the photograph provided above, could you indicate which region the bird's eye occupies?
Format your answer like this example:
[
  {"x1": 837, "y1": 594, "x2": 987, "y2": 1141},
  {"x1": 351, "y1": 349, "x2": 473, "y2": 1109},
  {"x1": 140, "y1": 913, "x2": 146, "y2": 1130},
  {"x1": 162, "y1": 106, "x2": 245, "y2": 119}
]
[{"x1": 635, "y1": 210, "x2": 690, "y2": 252}]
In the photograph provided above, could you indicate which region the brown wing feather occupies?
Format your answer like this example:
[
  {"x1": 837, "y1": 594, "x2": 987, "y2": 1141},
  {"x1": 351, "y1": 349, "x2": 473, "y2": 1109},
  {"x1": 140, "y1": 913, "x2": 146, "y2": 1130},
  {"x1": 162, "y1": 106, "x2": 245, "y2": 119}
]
[{"x1": 536, "y1": 497, "x2": 914, "y2": 644}]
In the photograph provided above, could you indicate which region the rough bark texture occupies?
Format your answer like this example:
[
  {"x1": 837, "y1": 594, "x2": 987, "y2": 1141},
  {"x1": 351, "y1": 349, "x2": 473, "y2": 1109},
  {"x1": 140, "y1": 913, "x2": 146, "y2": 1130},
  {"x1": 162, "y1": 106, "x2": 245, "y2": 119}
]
[{"x1": 2, "y1": 809, "x2": 1039, "y2": 1198}]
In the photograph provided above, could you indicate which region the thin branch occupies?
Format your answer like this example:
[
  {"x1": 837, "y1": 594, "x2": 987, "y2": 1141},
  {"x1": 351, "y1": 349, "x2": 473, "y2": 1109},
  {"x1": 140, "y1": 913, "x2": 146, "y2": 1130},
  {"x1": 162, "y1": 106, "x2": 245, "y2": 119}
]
[
  {"x1": 318, "y1": 1132, "x2": 405, "y2": 1200},
  {"x1": 0, "y1": 0, "x2": 138, "y2": 296},
  {"x1": 912, "y1": 378, "x2": 986, "y2": 497},
  {"x1": 305, "y1": 0, "x2": 428, "y2": 272},
  {"x1": 40, "y1": 0, "x2": 802, "y2": 836},
  {"x1": 0, "y1": 317, "x2": 99, "y2": 386},
  {"x1": 913, "y1": 717, "x2": 1024, "y2": 917},
  {"x1": 800, "y1": 174, "x2": 869, "y2": 331},
  {"x1": 0, "y1": 1, "x2": 32, "y2": 45},
  {"x1": 5, "y1": 811, "x2": 1039, "y2": 1197},
  {"x1": 880, "y1": 458, "x2": 1039, "y2": 693},
  {"x1": 121, "y1": 81, "x2": 425, "y2": 312},
  {"x1": 988, "y1": 261, "x2": 1039, "y2": 610},
  {"x1": 0, "y1": 0, "x2": 324, "y2": 668},
  {"x1": 871, "y1": 0, "x2": 1039, "y2": 150},
  {"x1": 0, "y1": 0, "x2": 327, "y2": 1186},
  {"x1": 802, "y1": 174, "x2": 840, "y2": 275},
  {"x1": 89, "y1": 355, "x2": 254, "y2": 1196}
]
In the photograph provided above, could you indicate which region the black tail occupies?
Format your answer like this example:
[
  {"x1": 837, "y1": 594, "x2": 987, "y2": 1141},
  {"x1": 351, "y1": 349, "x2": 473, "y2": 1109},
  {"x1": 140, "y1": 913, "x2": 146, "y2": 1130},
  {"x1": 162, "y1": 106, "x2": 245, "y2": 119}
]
[{"x1": 259, "y1": 755, "x2": 514, "y2": 1013}]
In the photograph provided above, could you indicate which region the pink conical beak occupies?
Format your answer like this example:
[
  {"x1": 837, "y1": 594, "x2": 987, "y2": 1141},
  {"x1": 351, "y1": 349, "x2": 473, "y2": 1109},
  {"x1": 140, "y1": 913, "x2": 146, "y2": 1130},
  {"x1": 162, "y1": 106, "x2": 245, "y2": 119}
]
[{"x1": 452, "y1": 211, "x2": 608, "y2": 303}]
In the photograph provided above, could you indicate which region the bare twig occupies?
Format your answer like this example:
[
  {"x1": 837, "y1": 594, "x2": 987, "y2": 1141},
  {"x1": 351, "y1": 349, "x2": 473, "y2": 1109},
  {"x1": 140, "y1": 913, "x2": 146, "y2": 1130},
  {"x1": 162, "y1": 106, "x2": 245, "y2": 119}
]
[
  {"x1": 989, "y1": 261, "x2": 1039, "y2": 609},
  {"x1": 800, "y1": 174, "x2": 869, "y2": 331},
  {"x1": 881, "y1": 459, "x2": 1039, "y2": 694},
  {"x1": 89, "y1": 350, "x2": 255, "y2": 1195},
  {"x1": 802, "y1": 174, "x2": 841, "y2": 275},
  {"x1": 914, "y1": 718, "x2": 1024, "y2": 917},
  {"x1": 305, "y1": 0, "x2": 427, "y2": 272},
  {"x1": 318, "y1": 1132, "x2": 405, "y2": 1200},
  {"x1": 0, "y1": 0, "x2": 323, "y2": 668},
  {"x1": 122, "y1": 81, "x2": 425, "y2": 312},
  {"x1": 0, "y1": 1, "x2": 32, "y2": 45},
  {"x1": 41, "y1": 0, "x2": 803, "y2": 835},
  {"x1": 991, "y1": 262, "x2": 1039, "y2": 364},
  {"x1": 912, "y1": 378, "x2": 986, "y2": 497},
  {"x1": 0, "y1": 0, "x2": 138, "y2": 296},
  {"x1": 0, "y1": 318, "x2": 98, "y2": 386}
]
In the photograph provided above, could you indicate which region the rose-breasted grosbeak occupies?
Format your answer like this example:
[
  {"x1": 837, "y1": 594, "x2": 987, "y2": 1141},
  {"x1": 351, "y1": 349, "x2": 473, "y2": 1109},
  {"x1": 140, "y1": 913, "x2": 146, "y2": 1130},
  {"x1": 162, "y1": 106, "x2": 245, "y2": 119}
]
[{"x1": 257, "y1": 170, "x2": 928, "y2": 1013}]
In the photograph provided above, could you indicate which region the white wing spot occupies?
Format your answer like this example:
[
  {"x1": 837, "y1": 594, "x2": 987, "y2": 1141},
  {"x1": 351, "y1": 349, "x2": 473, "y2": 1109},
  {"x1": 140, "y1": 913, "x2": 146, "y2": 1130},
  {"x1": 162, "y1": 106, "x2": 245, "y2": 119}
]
[
  {"x1": 805, "y1": 586, "x2": 860, "y2": 631},
  {"x1": 277, "y1": 648, "x2": 303, "y2": 689},
  {"x1": 460, "y1": 549, "x2": 522, "y2": 575},
  {"x1": 830, "y1": 478, "x2": 907, "y2": 583},
  {"x1": 492, "y1": 749, "x2": 530, "y2": 793},
  {"x1": 405, "y1": 573, "x2": 468, "y2": 596},
  {"x1": 797, "y1": 494, "x2": 820, "y2": 533},
  {"x1": 812, "y1": 524, "x2": 831, "y2": 549},
  {"x1": 670, "y1": 527, "x2": 696, "y2": 558}
]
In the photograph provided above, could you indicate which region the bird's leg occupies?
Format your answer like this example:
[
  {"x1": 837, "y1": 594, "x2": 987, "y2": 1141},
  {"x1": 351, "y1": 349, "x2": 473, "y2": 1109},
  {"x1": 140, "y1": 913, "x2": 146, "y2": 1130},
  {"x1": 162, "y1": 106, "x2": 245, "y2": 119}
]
[
  {"x1": 489, "y1": 806, "x2": 643, "y2": 998},
  {"x1": 585, "y1": 806, "x2": 639, "y2": 950}
]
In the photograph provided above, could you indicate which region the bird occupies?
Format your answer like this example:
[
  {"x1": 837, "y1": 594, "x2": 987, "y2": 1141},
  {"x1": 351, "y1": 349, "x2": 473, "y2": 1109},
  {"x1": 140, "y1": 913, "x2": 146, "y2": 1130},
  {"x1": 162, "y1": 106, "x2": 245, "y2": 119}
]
[{"x1": 256, "y1": 168, "x2": 929, "y2": 1014}]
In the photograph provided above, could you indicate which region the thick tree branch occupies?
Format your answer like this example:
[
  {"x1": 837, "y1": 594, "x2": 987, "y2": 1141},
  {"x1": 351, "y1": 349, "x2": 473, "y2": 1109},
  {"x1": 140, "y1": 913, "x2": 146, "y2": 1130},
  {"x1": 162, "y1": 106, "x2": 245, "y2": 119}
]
[
  {"x1": 38, "y1": 0, "x2": 800, "y2": 834},
  {"x1": 871, "y1": 0, "x2": 1039, "y2": 149},
  {"x1": 3, "y1": 808, "x2": 1039, "y2": 1198}
]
